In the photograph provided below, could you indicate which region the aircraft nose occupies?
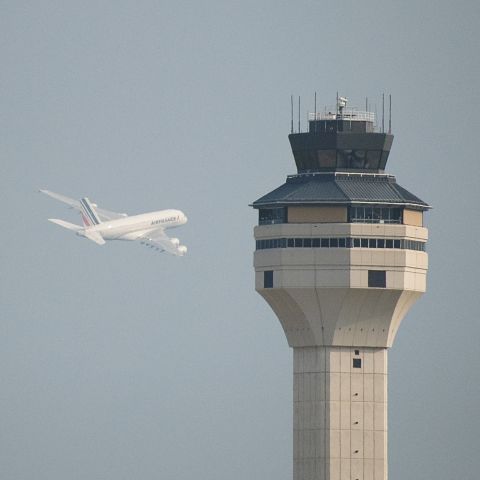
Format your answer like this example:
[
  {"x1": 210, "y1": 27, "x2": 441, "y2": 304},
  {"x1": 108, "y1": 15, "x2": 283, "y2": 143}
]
[{"x1": 184, "y1": 215, "x2": 188, "y2": 223}]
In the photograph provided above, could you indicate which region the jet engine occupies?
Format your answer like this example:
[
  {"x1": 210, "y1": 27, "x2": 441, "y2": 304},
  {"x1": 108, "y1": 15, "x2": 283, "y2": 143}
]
[
  {"x1": 177, "y1": 245, "x2": 187, "y2": 256},
  {"x1": 171, "y1": 238, "x2": 180, "y2": 247}
]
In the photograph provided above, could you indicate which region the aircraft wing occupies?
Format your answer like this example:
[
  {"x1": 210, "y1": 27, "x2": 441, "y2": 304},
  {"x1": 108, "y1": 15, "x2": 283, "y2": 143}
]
[
  {"x1": 40, "y1": 189, "x2": 81, "y2": 209},
  {"x1": 40, "y1": 189, "x2": 127, "y2": 220},
  {"x1": 95, "y1": 207, "x2": 128, "y2": 221},
  {"x1": 139, "y1": 229, "x2": 187, "y2": 256}
]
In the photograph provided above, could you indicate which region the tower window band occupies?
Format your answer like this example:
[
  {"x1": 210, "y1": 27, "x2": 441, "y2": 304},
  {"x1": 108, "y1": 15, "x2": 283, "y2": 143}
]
[{"x1": 255, "y1": 237, "x2": 425, "y2": 252}]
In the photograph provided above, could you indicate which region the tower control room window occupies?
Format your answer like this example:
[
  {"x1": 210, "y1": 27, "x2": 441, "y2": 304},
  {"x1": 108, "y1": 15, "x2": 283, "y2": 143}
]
[
  {"x1": 259, "y1": 207, "x2": 287, "y2": 225},
  {"x1": 349, "y1": 206, "x2": 402, "y2": 224},
  {"x1": 317, "y1": 150, "x2": 336, "y2": 168}
]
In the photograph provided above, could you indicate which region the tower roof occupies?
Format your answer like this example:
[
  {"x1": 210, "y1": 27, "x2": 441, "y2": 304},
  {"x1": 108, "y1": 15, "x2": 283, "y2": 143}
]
[{"x1": 252, "y1": 172, "x2": 430, "y2": 209}]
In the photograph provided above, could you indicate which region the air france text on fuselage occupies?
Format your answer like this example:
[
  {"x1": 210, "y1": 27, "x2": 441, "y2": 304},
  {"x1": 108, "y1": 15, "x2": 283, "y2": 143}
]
[{"x1": 151, "y1": 216, "x2": 179, "y2": 225}]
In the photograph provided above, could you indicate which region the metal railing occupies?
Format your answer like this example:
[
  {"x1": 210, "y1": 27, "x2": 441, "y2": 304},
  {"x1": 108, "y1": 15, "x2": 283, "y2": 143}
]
[{"x1": 308, "y1": 109, "x2": 375, "y2": 122}]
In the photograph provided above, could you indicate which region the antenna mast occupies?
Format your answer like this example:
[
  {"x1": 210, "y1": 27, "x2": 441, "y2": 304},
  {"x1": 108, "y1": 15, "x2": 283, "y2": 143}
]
[
  {"x1": 382, "y1": 93, "x2": 385, "y2": 133},
  {"x1": 389, "y1": 94, "x2": 392, "y2": 133},
  {"x1": 290, "y1": 95, "x2": 294, "y2": 134},
  {"x1": 298, "y1": 96, "x2": 301, "y2": 133}
]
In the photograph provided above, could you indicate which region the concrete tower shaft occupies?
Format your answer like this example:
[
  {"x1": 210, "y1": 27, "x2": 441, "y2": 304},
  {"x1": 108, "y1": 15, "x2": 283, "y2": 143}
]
[{"x1": 251, "y1": 96, "x2": 429, "y2": 480}]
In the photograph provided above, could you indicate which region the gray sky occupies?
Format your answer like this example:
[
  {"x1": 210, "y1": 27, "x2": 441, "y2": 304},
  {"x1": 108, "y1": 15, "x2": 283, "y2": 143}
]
[{"x1": 2, "y1": 1, "x2": 479, "y2": 479}]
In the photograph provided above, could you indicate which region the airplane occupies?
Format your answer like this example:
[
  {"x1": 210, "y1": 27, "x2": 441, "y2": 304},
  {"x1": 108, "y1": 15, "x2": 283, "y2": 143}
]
[{"x1": 40, "y1": 189, "x2": 188, "y2": 256}]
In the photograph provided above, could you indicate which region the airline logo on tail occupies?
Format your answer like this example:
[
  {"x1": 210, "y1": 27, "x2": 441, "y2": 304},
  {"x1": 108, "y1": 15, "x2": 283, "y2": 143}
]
[{"x1": 79, "y1": 198, "x2": 101, "y2": 227}]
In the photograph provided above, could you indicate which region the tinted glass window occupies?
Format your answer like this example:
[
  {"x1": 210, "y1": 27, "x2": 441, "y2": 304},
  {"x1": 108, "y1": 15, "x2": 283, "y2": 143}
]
[
  {"x1": 368, "y1": 270, "x2": 386, "y2": 288},
  {"x1": 379, "y1": 151, "x2": 389, "y2": 170},
  {"x1": 256, "y1": 237, "x2": 425, "y2": 252},
  {"x1": 338, "y1": 149, "x2": 368, "y2": 169},
  {"x1": 259, "y1": 208, "x2": 287, "y2": 225},
  {"x1": 366, "y1": 150, "x2": 381, "y2": 169},
  {"x1": 264, "y1": 271, "x2": 273, "y2": 288},
  {"x1": 317, "y1": 150, "x2": 337, "y2": 168},
  {"x1": 349, "y1": 205, "x2": 403, "y2": 224}
]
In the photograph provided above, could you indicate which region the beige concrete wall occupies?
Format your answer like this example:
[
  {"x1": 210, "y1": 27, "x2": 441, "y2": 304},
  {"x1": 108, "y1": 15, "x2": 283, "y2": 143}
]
[
  {"x1": 256, "y1": 285, "x2": 423, "y2": 348},
  {"x1": 403, "y1": 209, "x2": 423, "y2": 226},
  {"x1": 288, "y1": 206, "x2": 348, "y2": 223},
  {"x1": 294, "y1": 346, "x2": 387, "y2": 480},
  {"x1": 254, "y1": 223, "x2": 429, "y2": 241}
]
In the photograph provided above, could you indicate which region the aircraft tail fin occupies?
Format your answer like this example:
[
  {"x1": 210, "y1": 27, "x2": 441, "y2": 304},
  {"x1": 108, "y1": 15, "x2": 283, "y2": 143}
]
[
  {"x1": 79, "y1": 197, "x2": 102, "y2": 227},
  {"x1": 48, "y1": 218, "x2": 83, "y2": 231}
]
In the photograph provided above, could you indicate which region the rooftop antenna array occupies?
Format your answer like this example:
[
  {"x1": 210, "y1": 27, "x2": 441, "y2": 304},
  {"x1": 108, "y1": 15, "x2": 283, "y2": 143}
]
[{"x1": 289, "y1": 92, "x2": 390, "y2": 134}]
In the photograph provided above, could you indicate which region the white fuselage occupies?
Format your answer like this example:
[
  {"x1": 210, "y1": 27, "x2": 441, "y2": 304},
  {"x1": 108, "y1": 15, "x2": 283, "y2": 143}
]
[{"x1": 83, "y1": 209, "x2": 187, "y2": 241}]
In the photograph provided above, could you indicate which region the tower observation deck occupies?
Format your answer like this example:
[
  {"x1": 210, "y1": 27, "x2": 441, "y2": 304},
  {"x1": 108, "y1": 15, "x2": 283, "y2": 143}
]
[{"x1": 251, "y1": 96, "x2": 430, "y2": 480}]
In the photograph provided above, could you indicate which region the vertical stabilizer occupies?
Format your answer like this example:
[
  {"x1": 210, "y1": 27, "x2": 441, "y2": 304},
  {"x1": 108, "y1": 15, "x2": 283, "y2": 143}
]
[{"x1": 79, "y1": 197, "x2": 101, "y2": 227}]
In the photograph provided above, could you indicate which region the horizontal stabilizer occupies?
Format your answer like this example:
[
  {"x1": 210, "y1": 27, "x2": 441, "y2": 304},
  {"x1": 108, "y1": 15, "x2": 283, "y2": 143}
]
[
  {"x1": 48, "y1": 218, "x2": 83, "y2": 231},
  {"x1": 84, "y1": 230, "x2": 106, "y2": 245}
]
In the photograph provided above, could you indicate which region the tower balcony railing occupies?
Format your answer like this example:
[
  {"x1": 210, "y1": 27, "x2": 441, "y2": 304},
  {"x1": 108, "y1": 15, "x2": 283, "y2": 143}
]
[{"x1": 308, "y1": 109, "x2": 375, "y2": 123}]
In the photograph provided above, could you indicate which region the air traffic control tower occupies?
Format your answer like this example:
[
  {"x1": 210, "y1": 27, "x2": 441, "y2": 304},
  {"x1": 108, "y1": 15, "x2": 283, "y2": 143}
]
[{"x1": 251, "y1": 96, "x2": 430, "y2": 480}]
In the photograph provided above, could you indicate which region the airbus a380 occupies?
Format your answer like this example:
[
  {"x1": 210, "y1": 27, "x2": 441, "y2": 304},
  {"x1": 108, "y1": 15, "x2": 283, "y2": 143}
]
[{"x1": 40, "y1": 190, "x2": 188, "y2": 256}]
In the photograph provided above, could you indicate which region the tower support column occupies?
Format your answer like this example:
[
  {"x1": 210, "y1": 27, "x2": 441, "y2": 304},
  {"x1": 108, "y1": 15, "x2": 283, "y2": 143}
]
[{"x1": 293, "y1": 346, "x2": 387, "y2": 480}]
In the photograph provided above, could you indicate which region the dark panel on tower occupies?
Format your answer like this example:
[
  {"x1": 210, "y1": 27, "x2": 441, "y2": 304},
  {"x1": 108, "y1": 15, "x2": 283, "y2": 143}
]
[{"x1": 289, "y1": 126, "x2": 394, "y2": 173}]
